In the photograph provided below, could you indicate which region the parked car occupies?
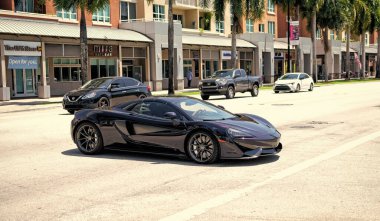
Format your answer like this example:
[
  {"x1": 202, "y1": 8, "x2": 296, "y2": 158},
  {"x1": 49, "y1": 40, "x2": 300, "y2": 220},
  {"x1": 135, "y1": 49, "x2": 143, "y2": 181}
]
[
  {"x1": 71, "y1": 96, "x2": 282, "y2": 164},
  {"x1": 199, "y1": 69, "x2": 262, "y2": 100},
  {"x1": 63, "y1": 77, "x2": 151, "y2": 114},
  {"x1": 273, "y1": 73, "x2": 314, "y2": 93}
]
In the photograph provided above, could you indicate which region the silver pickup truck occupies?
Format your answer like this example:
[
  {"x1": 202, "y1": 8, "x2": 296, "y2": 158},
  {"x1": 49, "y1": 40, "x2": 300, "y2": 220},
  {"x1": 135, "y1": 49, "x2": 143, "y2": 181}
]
[{"x1": 199, "y1": 69, "x2": 263, "y2": 100}]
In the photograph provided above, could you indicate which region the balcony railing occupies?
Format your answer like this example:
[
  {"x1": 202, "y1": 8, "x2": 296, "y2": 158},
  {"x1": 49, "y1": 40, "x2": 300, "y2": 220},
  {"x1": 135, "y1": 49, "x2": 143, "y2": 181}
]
[{"x1": 173, "y1": 0, "x2": 198, "y2": 7}]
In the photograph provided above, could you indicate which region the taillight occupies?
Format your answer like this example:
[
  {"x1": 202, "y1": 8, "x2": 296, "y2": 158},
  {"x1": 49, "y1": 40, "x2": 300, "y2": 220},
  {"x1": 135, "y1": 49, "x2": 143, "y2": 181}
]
[{"x1": 147, "y1": 85, "x2": 151, "y2": 92}]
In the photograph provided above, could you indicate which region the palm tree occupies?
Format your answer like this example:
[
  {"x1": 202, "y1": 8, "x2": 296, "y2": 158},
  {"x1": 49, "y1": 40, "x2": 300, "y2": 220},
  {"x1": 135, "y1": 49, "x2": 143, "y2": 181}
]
[
  {"x1": 201, "y1": 0, "x2": 265, "y2": 69},
  {"x1": 53, "y1": 0, "x2": 109, "y2": 85},
  {"x1": 147, "y1": 0, "x2": 175, "y2": 94}
]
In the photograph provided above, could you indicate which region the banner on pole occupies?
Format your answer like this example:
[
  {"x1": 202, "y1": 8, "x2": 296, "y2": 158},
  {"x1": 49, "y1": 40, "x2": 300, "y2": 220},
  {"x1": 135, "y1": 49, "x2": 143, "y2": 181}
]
[{"x1": 290, "y1": 21, "x2": 300, "y2": 46}]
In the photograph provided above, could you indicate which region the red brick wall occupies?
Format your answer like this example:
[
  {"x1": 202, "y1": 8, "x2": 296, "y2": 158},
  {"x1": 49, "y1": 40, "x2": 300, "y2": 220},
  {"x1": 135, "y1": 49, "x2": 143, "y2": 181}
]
[{"x1": 277, "y1": 7, "x2": 311, "y2": 38}]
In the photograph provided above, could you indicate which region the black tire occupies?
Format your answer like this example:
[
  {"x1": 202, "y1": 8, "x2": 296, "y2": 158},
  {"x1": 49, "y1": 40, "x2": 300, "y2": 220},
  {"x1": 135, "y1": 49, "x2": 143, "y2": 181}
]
[
  {"x1": 186, "y1": 131, "x2": 219, "y2": 164},
  {"x1": 296, "y1": 84, "x2": 301, "y2": 92},
  {"x1": 309, "y1": 83, "x2": 314, "y2": 91},
  {"x1": 138, "y1": 94, "x2": 147, "y2": 99},
  {"x1": 251, "y1": 84, "x2": 259, "y2": 97},
  {"x1": 226, "y1": 86, "x2": 235, "y2": 99},
  {"x1": 67, "y1": 110, "x2": 75, "y2": 114},
  {"x1": 275, "y1": 91, "x2": 279, "y2": 94},
  {"x1": 98, "y1": 97, "x2": 110, "y2": 109},
  {"x1": 75, "y1": 122, "x2": 104, "y2": 155},
  {"x1": 201, "y1": 95, "x2": 210, "y2": 100}
]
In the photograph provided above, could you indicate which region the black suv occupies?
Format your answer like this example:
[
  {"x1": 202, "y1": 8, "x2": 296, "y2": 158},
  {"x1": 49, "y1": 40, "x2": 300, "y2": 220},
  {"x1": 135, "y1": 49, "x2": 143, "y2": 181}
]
[{"x1": 63, "y1": 77, "x2": 151, "y2": 114}]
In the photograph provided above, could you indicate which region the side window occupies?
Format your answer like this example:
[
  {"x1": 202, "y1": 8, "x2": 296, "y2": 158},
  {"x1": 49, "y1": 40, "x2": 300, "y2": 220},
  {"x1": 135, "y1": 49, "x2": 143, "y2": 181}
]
[
  {"x1": 131, "y1": 101, "x2": 180, "y2": 119},
  {"x1": 125, "y1": 78, "x2": 139, "y2": 87},
  {"x1": 304, "y1": 74, "x2": 310, "y2": 79},
  {"x1": 300, "y1": 74, "x2": 307, "y2": 79},
  {"x1": 112, "y1": 79, "x2": 126, "y2": 88},
  {"x1": 240, "y1": 69, "x2": 247, "y2": 77},
  {"x1": 234, "y1": 70, "x2": 242, "y2": 77}
]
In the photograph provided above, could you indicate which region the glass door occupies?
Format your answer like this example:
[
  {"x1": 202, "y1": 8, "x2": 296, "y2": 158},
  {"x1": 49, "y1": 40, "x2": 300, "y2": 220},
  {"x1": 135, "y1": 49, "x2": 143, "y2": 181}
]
[
  {"x1": 15, "y1": 69, "x2": 24, "y2": 95},
  {"x1": 13, "y1": 69, "x2": 36, "y2": 97},
  {"x1": 25, "y1": 69, "x2": 35, "y2": 94},
  {"x1": 122, "y1": 65, "x2": 133, "y2": 78}
]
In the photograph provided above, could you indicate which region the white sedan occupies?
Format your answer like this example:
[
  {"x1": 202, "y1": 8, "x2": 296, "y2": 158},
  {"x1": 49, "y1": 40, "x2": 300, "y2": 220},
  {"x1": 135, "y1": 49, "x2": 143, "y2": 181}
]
[{"x1": 273, "y1": 73, "x2": 314, "y2": 93}]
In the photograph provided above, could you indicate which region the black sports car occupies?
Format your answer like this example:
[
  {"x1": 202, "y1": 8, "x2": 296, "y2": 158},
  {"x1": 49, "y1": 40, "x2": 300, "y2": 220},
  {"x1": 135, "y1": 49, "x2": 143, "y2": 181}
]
[
  {"x1": 71, "y1": 97, "x2": 282, "y2": 164},
  {"x1": 63, "y1": 77, "x2": 151, "y2": 114}
]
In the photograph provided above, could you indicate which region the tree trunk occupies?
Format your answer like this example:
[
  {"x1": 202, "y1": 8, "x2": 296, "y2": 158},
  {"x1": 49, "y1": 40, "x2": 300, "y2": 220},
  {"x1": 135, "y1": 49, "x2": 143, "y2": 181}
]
[
  {"x1": 322, "y1": 27, "x2": 331, "y2": 82},
  {"x1": 311, "y1": 9, "x2": 318, "y2": 82},
  {"x1": 80, "y1": 7, "x2": 88, "y2": 85},
  {"x1": 345, "y1": 25, "x2": 351, "y2": 80},
  {"x1": 360, "y1": 32, "x2": 366, "y2": 79},
  {"x1": 168, "y1": 0, "x2": 175, "y2": 95},
  {"x1": 376, "y1": 28, "x2": 380, "y2": 78},
  {"x1": 231, "y1": 17, "x2": 237, "y2": 69}
]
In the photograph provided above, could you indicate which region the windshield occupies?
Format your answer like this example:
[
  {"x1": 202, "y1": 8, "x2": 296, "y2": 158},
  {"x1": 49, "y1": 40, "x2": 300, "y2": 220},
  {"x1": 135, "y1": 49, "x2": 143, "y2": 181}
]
[
  {"x1": 280, "y1": 74, "x2": 299, "y2": 80},
  {"x1": 212, "y1": 70, "x2": 233, "y2": 78},
  {"x1": 172, "y1": 98, "x2": 236, "y2": 121},
  {"x1": 80, "y1": 78, "x2": 113, "y2": 89}
]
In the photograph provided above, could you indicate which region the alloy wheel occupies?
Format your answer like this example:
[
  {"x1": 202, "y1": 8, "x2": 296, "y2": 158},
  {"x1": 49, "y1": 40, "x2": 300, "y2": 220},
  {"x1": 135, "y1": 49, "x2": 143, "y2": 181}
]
[
  {"x1": 76, "y1": 124, "x2": 100, "y2": 153},
  {"x1": 188, "y1": 133, "x2": 217, "y2": 163},
  {"x1": 98, "y1": 97, "x2": 109, "y2": 108},
  {"x1": 252, "y1": 85, "x2": 259, "y2": 97}
]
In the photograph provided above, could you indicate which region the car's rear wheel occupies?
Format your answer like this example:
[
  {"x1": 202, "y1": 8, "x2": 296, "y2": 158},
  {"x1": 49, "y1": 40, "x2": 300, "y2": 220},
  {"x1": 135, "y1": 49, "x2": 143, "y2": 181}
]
[
  {"x1": 251, "y1": 84, "x2": 259, "y2": 97},
  {"x1": 187, "y1": 132, "x2": 219, "y2": 164},
  {"x1": 67, "y1": 110, "x2": 75, "y2": 114},
  {"x1": 296, "y1": 84, "x2": 301, "y2": 92},
  {"x1": 138, "y1": 94, "x2": 147, "y2": 99},
  {"x1": 226, "y1": 86, "x2": 235, "y2": 99},
  {"x1": 98, "y1": 97, "x2": 109, "y2": 109},
  {"x1": 201, "y1": 95, "x2": 210, "y2": 100},
  {"x1": 309, "y1": 83, "x2": 314, "y2": 91},
  {"x1": 75, "y1": 122, "x2": 103, "y2": 155}
]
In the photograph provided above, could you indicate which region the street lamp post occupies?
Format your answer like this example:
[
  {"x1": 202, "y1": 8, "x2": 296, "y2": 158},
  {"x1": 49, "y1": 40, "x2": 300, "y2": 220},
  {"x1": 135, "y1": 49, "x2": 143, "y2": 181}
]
[{"x1": 287, "y1": 0, "x2": 291, "y2": 74}]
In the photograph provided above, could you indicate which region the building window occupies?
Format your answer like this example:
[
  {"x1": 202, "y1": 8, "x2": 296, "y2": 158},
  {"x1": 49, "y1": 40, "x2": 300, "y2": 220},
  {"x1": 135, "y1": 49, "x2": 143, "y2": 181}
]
[
  {"x1": 56, "y1": 7, "x2": 77, "y2": 20},
  {"x1": 53, "y1": 58, "x2": 81, "y2": 82},
  {"x1": 90, "y1": 59, "x2": 117, "y2": 79},
  {"x1": 268, "y1": 21, "x2": 275, "y2": 36},
  {"x1": 153, "y1": 4, "x2": 165, "y2": 21},
  {"x1": 330, "y1": 30, "x2": 334, "y2": 40},
  {"x1": 365, "y1": 33, "x2": 369, "y2": 46},
  {"x1": 162, "y1": 60, "x2": 169, "y2": 78},
  {"x1": 259, "y1": 24, "x2": 265, "y2": 33},
  {"x1": 173, "y1": 14, "x2": 183, "y2": 24},
  {"x1": 14, "y1": 0, "x2": 34, "y2": 12},
  {"x1": 246, "y1": 19, "x2": 254, "y2": 33},
  {"x1": 268, "y1": 0, "x2": 275, "y2": 13},
  {"x1": 92, "y1": 4, "x2": 110, "y2": 23},
  {"x1": 216, "y1": 21, "x2": 224, "y2": 33},
  {"x1": 316, "y1": 28, "x2": 321, "y2": 39},
  {"x1": 120, "y1": 1, "x2": 136, "y2": 22}
]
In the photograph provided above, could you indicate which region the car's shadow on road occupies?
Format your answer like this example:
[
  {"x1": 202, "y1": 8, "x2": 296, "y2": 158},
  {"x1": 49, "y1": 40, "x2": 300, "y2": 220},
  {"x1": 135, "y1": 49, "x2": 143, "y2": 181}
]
[
  {"x1": 61, "y1": 148, "x2": 280, "y2": 167},
  {"x1": 207, "y1": 96, "x2": 252, "y2": 101}
]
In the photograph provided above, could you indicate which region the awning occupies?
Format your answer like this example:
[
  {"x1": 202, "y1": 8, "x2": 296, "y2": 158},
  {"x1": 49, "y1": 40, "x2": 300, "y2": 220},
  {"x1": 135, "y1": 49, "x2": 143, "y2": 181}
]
[
  {"x1": 365, "y1": 47, "x2": 377, "y2": 54},
  {"x1": 0, "y1": 17, "x2": 152, "y2": 43},
  {"x1": 182, "y1": 35, "x2": 256, "y2": 48},
  {"x1": 274, "y1": 41, "x2": 293, "y2": 50},
  {"x1": 340, "y1": 46, "x2": 356, "y2": 53}
]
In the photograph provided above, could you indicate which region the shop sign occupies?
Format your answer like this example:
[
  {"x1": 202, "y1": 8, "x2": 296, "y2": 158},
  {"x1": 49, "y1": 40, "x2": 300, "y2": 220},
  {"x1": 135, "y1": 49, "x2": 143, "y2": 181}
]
[
  {"x1": 8, "y1": 56, "x2": 39, "y2": 69},
  {"x1": 4, "y1": 40, "x2": 41, "y2": 56},
  {"x1": 221, "y1": 50, "x2": 238, "y2": 60},
  {"x1": 290, "y1": 21, "x2": 300, "y2": 46},
  {"x1": 90, "y1": 45, "x2": 118, "y2": 57}
]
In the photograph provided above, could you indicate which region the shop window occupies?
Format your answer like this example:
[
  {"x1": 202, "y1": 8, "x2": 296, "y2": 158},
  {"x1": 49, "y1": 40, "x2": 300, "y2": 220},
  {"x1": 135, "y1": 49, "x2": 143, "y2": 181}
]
[
  {"x1": 213, "y1": 60, "x2": 219, "y2": 72},
  {"x1": 268, "y1": 0, "x2": 275, "y2": 13},
  {"x1": 14, "y1": 0, "x2": 33, "y2": 12},
  {"x1": 92, "y1": 4, "x2": 110, "y2": 23},
  {"x1": 56, "y1": 7, "x2": 77, "y2": 20},
  {"x1": 330, "y1": 30, "x2": 335, "y2": 40},
  {"x1": 120, "y1": 1, "x2": 136, "y2": 22},
  {"x1": 53, "y1": 58, "x2": 81, "y2": 82},
  {"x1": 316, "y1": 28, "x2": 321, "y2": 39},
  {"x1": 183, "y1": 60, "x2": 192, "y2": 78},
  {"x1": 173, "y1": 14, "x2": 183, "y2": 24},
  {"x1": 91, "y1": 58, "x2": 117, "y2": 79},
  {"x1": 134, "y1": 47, "x2": 146, "y2": 58},
  {"x1": 259, "y1": 24, "x2": 265, "y2": 33},
  {"x1": 268, "y1": 21, "x2": 275, "y2": 36},
  {"x1": 246, "y1": 19, "x2": 254, "y2": 33},
  {"x1": 153, "y1": 4, "x2": 165, "y2": 21},
  {"x1": 162, "y1": 60, "x2": 169, "y2": 79},
  {"x1": 216, "y1": 21, "x2": 224, "y2": 33}
]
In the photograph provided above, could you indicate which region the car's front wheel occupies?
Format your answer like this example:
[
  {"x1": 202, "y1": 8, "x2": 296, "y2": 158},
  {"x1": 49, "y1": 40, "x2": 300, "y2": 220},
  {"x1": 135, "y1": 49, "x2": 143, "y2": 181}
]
[
  {"x1": 75, "y1": 122, "x2": 104, "y2": 155},
  {"x1": 226, "y1": 86, "x2": 235, "y2": 99},
  {"x1": 296, "y1": 84, "x2": 301, "y2": 92},
  {"x1": 98, "y1": 97, "x2": 109, "y2": 109},
  {"x1": 138, "y1": 94, "x2": 147, "y2": 99},
  {"x1": 67, "y1": 110, "x2": 75, "y2": 114},
  {"x1": 309, "y1": 83, "x2": 314, "y2": 91},
  {"x1": 187, "y1": 131, "x2": 219, "y2": 164},
  {"x1": 251, "y1": 84, "x2": 259, "y2": 97},
  {"x1": 201, "y1": 95, "x2": 210, "y2": 100}
]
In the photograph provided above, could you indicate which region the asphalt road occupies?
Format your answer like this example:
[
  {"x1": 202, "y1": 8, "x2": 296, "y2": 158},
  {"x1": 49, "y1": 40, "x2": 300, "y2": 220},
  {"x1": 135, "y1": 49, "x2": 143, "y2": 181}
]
[{"x1": 1, "y1": 82, "x2": 380, "y2": 221}]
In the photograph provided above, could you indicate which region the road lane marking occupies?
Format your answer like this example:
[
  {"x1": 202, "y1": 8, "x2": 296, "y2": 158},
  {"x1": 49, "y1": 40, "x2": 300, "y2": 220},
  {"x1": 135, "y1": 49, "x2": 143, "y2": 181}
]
[{"x1": 159, "y1": 130, "x2": 380, "y2": 221}]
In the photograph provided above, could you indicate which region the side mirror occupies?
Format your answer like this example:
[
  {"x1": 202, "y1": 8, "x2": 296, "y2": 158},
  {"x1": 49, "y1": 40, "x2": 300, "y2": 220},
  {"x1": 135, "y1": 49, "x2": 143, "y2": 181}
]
[
  {"x1": 217, "y1": 105, "x2": 225, "y2": 110},
  {"x1": 164, "y1": 112, "x2": 178, "y2": 120}
]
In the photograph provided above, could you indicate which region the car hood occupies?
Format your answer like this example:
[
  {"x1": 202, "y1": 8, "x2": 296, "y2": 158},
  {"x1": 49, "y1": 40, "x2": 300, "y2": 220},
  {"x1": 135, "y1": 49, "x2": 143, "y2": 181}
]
[
  {"x1": 201, "y1": 77, "x2": 230, "y2": 82},
  {"x1": 66, "y1": 88, "x2": 102, "y2": 97},
  {"x1": 275, "y1": 79, "x2": 298, "y2": 84}
]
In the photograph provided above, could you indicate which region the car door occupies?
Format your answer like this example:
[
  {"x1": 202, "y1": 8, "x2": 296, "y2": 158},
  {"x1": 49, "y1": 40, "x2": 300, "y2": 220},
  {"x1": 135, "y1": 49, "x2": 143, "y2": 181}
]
[
  {"x1": 240, "y1": 69, "x2": 249, "y2": 91},
  {"x1": 300, "y1": 73, "x2": 311, "y2": 89},
  {"x1": 233, "y1": 70, "x2": 244, "y2": 92},
  {"x1": 109, "y1": 79, "x2": 127, "y2": 106},
  {"x1": 119, "y1": 78, "x2": 142, "y2": 103},
  {"x1": 127, "y1": 101, "x2": 188, "y2": 151}
]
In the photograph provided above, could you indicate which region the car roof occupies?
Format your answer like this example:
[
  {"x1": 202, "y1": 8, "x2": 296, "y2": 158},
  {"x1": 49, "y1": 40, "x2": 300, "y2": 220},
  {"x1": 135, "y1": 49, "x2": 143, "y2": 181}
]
[{"x1": 141, "y1": 96, "x2": 197, "y2": 103}]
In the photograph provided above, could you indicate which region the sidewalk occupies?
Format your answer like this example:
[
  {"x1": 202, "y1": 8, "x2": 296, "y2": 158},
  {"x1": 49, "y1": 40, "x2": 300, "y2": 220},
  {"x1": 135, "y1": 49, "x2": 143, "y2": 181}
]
[{"x1": 0, "y1": 97, "x2": 63, "y2": 114}]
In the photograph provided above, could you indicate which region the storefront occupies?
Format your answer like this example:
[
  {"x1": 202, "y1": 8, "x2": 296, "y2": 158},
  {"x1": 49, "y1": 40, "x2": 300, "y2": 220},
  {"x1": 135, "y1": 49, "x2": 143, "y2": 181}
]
[
  {"x1": 89, "y1": 44, "x2": 118, "y2": 80},
  {"x1": 121, "y1": 46, "x2": 147, "y2": 82},
  {"x1": 3, "y1": 40, "x2": 42, "y2": 98}
]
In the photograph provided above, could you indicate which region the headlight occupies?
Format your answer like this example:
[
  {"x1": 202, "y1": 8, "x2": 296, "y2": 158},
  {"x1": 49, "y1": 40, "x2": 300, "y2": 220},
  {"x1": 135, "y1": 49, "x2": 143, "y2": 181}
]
[
  {"x1": 63, "y1": 94, "x2": 68, "y2": 100},
  {"x1": 227, "y1": 128, "x2": 252, "y2": 137},
  {"x1": 288, "y1": 82, "x2": 295, "y2": 85},
  {"x1": 216, "y1": 78, "x2": 227, "y2": 85},
  {"x1": 198, "y1": 81, "x2": 203, "y2": 86},
  {"x1": 82, "y1": 92, "x2": 96, "y2": 99}
]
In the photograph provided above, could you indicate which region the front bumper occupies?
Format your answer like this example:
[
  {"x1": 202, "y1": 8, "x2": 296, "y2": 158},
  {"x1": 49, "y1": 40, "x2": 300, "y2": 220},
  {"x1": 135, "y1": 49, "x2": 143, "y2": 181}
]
[
  {"x1": 62, "y1": 98, "x2": 98, "y2": 111},
  {"x1": 199, "y1": 85, "x2": 228, "y2": 95},
  {"x1": 273, "y1": 84, "x2": 296, "y2": 92}
]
